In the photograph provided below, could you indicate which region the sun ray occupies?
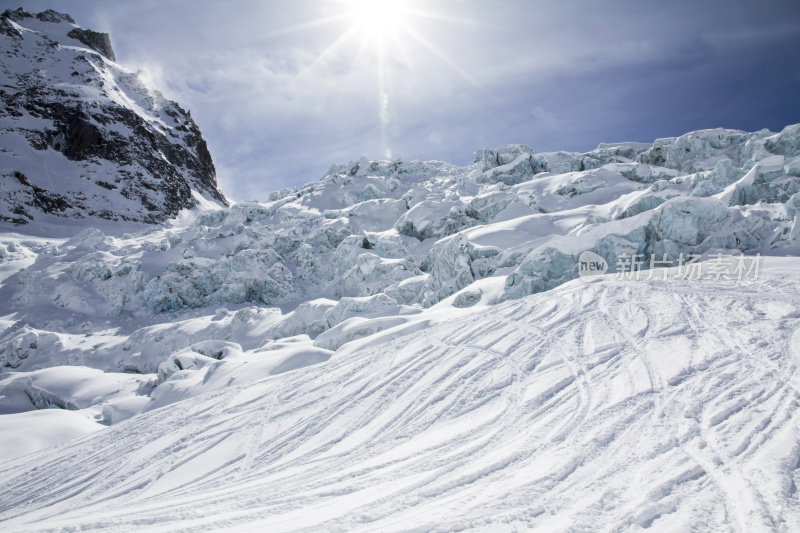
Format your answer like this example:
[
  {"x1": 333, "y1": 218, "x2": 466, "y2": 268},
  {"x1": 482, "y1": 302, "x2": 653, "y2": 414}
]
[
  {"x1": 270, "y1": 0, "x2": 479, "y2": 159},
  {"x1": 398, "y1": 22, "x2": 477, "y2": 84},
  {"x1": 264, "y1": 13, "x2": 352, "y2": 38},
  {"x1": 303, "y1": 24, "x2": 361, "y2": 73},
  {"x1": 404, "y1": 8, "x2": 491, "y2": 29}
]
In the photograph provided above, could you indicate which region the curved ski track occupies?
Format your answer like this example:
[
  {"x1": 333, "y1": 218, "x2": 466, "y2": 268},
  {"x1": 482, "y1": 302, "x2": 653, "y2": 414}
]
[{"x1": 0, "y1": 274, "x2": 799, "y2": 532}]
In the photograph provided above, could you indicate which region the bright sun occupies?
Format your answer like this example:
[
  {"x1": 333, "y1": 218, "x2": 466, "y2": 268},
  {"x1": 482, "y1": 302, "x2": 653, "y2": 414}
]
[
  {"x1": 277, "y1": 0, "x2": 475, "y2": 158},
  {"x1": 347, "y1": 0, "x2": 408, "y2": 39}
]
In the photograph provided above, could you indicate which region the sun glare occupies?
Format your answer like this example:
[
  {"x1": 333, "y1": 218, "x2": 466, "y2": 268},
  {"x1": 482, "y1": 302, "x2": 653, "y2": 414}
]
[
  {"x1": 276, "y1": 0, "x2": 478, "y2": 159},
  {"x1": 348, "y1": 0, "x2": 407, "y2": 39}
]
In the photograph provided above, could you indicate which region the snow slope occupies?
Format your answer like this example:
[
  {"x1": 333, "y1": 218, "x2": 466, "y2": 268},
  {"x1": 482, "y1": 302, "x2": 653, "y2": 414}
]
[
  {"x1": 0, "y1": 122, "x2": 797, "y2": 494},
  {"x1": 0, "y1": 258, "x2": 798, "y2": 531}
]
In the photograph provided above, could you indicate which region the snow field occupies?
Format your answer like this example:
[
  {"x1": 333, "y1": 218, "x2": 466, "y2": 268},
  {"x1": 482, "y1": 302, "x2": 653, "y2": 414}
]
[{"x1": 0, "y1": 259, "x2": 798, "y2": 531}]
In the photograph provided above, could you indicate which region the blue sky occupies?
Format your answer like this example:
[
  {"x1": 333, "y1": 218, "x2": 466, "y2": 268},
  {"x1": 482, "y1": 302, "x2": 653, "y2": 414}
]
[{"x1": 7, "y1": 0, "x2": 800, "y2": 201}]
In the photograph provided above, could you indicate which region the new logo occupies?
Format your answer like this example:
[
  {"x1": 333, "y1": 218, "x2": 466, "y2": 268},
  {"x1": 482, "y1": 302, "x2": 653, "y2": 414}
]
[{"x1": 578, "y1": 250, "x2": 608, "y2": 282}]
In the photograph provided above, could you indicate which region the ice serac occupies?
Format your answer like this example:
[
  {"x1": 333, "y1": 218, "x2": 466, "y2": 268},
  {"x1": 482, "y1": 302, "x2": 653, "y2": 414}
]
[
  {"x1": 0, "y1": 9, "x2": 227, "y2": 226},
  {"x1": 0, "y1": 124, "x2": 798, "y2": 342}
]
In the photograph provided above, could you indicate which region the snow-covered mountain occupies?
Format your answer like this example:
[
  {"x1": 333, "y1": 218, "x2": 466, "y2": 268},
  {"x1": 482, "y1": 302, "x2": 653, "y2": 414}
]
[
  {"x1": 2, "y1": 123, "x2": 797, "y2": 344},
  {"x1": 0, "y1": 8, "x2": 227, "y2": 227},
  {"x1": 1, "y1": 9, "x2": 800, "y2": 531},
  {"x1": 0, "y1": 120, "x2": 797, "y2": 529}
]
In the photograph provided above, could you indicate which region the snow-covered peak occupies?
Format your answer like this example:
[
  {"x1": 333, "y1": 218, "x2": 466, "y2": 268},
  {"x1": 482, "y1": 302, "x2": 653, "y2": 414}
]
[
  {"x1": 2, "y1": 8, "x2": 115, "y2": 61},
  {"x1": 0, "y1": 9, "x2": 228, "y2": 229}
]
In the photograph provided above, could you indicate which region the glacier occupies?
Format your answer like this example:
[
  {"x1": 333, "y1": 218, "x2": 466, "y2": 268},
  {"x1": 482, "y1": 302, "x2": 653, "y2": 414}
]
[{"x1": 0, "y1": 122, "x2": 798, "y2": 530}]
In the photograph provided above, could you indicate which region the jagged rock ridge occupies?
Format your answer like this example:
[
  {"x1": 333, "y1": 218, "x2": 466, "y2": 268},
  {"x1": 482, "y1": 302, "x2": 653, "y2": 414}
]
[{"x1": 0, "y1": 8, "x2": 227, "y2": 225}]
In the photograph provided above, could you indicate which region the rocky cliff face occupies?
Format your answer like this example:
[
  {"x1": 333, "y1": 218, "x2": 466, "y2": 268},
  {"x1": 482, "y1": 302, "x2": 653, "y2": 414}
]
[{"x1": 0, "y1": 8, "x2": 228, "y2": 225}]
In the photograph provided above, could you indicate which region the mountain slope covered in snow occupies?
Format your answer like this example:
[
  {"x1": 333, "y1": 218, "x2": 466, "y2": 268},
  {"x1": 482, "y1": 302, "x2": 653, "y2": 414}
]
[
  {"x1": 0, "y1": 259, "x2": 799, "y2": 531},
  {"x1": 0, "y1": 8, "x2": 227, "y2": 227},
  {"x1": 0, "y1": 120, "x2": 798, "y2": 530}
]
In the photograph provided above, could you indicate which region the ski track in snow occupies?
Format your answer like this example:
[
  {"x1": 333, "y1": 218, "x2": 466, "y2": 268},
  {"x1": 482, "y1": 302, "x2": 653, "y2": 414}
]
[{"x1": 0, "y1": 272, "x2": 798, "y2": 532}]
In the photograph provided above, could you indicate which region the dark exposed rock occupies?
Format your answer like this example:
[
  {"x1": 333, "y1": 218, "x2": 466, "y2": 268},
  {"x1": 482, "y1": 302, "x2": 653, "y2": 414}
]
[
  {"x1": 49, "y1": 107, "x2": 105, "y2": 160},
  {"x1": 0, "y1": 15, "x2": 21, "y2": 37},
  {"x1": 67, "y1": 28, "x2": 115, "y2": 61},
  {"x1": 3, "y1": 171, "x2": 75, "y2": 224},
  {"x1": 0, "y1": 8, "x2": 33, "y2": 21},
  {"x1": 36, "y1": 10, "x2": 75, "y2": 24}
]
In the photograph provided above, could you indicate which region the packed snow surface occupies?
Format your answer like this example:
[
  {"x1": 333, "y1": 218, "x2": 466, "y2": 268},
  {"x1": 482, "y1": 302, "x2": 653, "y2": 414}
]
[{"x1": 0, "y1": 259, "x2": 799, "y2": 531}]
